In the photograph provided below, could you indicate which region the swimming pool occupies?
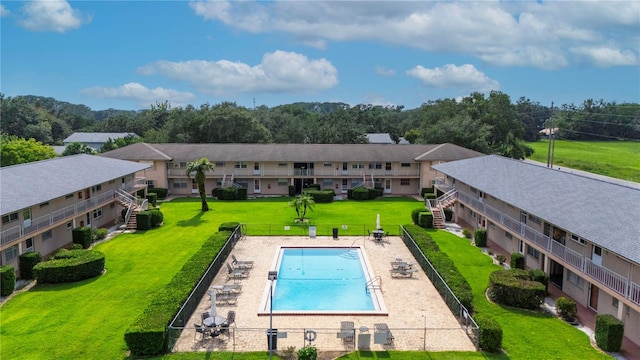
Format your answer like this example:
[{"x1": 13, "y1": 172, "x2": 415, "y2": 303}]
[{"x1": 259, "y1": 246, "x2": 386, "y2": 315}]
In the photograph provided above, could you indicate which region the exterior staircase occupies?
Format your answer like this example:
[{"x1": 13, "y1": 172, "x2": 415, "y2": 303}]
[
  {"x1": 115, "y1": 189, "x2": 147, "y2": 230},
  {"x1": 428, "y1": 189, "x2": 458, "y2": 229}
]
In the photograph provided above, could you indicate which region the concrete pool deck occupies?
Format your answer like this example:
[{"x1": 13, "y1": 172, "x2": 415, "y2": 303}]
[{"x1": 172, "y1": 235, "x2": 476, "y2": 355}]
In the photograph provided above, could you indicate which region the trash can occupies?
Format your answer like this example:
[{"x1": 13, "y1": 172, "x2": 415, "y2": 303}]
[
  {"x1": 332, "y1": 227, "x2": 339, "y2": 239},
  {"x1": 267, "y1": 329, "x2": 278, "y2": 350}
]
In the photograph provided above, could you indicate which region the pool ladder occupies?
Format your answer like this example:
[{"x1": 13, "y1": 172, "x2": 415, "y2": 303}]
[{"x1": 366, "y1": 275, "x2": 381, "y2": 294}]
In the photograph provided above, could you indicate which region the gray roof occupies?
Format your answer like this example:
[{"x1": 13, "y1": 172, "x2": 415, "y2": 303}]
[
  {"x1": 433, "y1": 155, "x2": 640, "y2": 263},
  {"x1": 366, "y1": 133, "x2": 395, "y2": 144},
  {"x1": 63, "y1": 132, "x2": 139, "y2": 144},
  {"x1": 101, "y1": 142, "x2": 484, "y2": 163},
  {"x1": 0, "y1": 155, "x2": 150, "y2": 215}
]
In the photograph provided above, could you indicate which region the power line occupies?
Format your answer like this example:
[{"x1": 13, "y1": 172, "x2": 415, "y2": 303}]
[{"x1": 558, "y1": 128, "x2": 640, "y2": 141}]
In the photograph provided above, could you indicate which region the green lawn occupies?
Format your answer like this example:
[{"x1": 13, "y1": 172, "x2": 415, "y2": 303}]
[
  {"x1": 526, "y1": 140, "x2": 640, "y2": 182},
  {"x1": 0, "y1": 198, "x2": 611, "y2": 359},
  {"x1": 426, "y1": 230, "x2": 611, "y2": 360}
]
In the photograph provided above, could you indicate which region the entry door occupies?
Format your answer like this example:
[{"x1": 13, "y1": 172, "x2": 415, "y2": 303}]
[
  {"x1": 191, "y1": 179, "x2": 198, "y2": 194},
  {"x1": 254, "y1": 179, "x2": 261, "y2": 193},
  {"x1": 253, "y1": 163, "x2": 261, "y2": 175},
  {"x1": 22, "y1": 209, "x2": 32, "y2": 227},
  {"x1": 384, "y1": 179, "x2": 392, "y2": 193},
  {"x1": 592, "y1": 246, "x2": 602, "y2": 266},
  {"x1": 589, "y1": 284, "x2": 599, "y2": 310},
  {"x1": 342, "y1": 162, "x2": 348, "y2": 175}
]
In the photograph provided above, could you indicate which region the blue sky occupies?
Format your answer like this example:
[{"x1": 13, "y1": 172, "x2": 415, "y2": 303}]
[{"x1": 2, "y1": 0, "x2": 639, "y2": 111}]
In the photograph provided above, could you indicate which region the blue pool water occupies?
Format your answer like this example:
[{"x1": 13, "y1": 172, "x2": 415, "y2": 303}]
[{"x1": 272, "y1": 248, "x2": 375, "y2": 311}]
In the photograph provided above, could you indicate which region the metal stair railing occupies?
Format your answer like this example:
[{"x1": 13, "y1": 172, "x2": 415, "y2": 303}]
[{"x1": 366, "y1": 275, "x2": 382, "y2": 294}]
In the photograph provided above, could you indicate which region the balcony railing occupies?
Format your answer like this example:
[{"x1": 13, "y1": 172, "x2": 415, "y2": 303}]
[
  {"x1": 168, "y1": 168, "x2": 421, "y2": 178},
  {"x1": 1, "y1": 182, "x2": 144, "y2": 247},
  {"x1": 450, "y1": 187, "x2": 640, "y2": 306}
]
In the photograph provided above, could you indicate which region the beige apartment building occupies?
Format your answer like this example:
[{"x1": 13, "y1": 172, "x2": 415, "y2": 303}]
[
  {"x1": 433, "y1": 155, "x2": 640, "y2": 346},
  {"x1": 100, "y1": 142, "x2": 483, "y2": 197},
  {"x1": 0, "y1": 155, "x2": 150, "y2": 276}
]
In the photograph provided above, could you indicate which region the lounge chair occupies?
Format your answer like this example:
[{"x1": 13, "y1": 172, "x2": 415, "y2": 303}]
[
  {"x1": 390, "y1": 260, "x2": 416, "y2": 269},
  {"x1": 390, "y1": 267, "x2": 418, "y2": 278},
  {"x1": 338, "y1": 321, "x2": 355, "y2": 343},
  {"x1": 374, "y1": 323, "x2": 394, "y2": 345},
  {"x1": 218, "y1": 291, "x2": 239, "y2": 305},
  {"x1": 231, "y1": 254, "x2": 254, "y2": 269},
  {"x1": 226, "y1": 263, "x2": 250, "y2": 282}
]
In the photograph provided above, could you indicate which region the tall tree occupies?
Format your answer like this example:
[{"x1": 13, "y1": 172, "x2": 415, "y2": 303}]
[
  {"x1": 62, "y1": 142, "x2": 97, "y2": 156},
  {"x1": 288, "y1": 193, "x2": 315, "y2": 221},
  {"x1": 0, "y1": 134, "x2": 57, "y2": 166},
  {"x1": 186, "y1": 158, "x2": 215, "y2": 211}
]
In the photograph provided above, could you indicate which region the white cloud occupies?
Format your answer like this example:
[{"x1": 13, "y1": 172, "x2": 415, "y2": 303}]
[
  {"x1": 137, "y1": 50, "x2": 338, "y2": 95},
  {"x1": 189, "y1": 1, "x2": 640, "y2": 69},
  {"x1": 18, "y1": 0, "x2": 90, "y2": 33},
  {"x1": 80, "y1": 83, "x2": 196, "y2": 108},
  {"x1": 406, "y1": 64, "x2": 500, "y2": 93},
  {"x1": 1, "y1": 5, "x2": 10, "y2": 17},
  {"x1": 375, "y1": 66, "x2": 395, "y2": 76},
  {"x1": 570, "y1": 46, "x2": 638, "y2": 67}
]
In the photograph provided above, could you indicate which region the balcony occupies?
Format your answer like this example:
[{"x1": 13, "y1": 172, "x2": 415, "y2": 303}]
[
  {"x1": 449, "y1": 186, "x2": 640, "y2": 306},
  {"x1": 169, "y1": 167, "x2": 421, "y2": 178}
]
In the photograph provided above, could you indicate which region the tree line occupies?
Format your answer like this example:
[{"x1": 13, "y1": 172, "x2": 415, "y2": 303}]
[{"x1": 1, "y1": 92, "x2": 638, "y2": 163}]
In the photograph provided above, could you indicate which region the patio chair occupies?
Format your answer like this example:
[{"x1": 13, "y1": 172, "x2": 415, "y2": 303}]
[
  {"x1": 390, "y1": 267, "x2": 418, "y2": 278},
  {"x1": 226, "y1": 262, "x2": 250, "y2": 282},
  {"x1": 338, "y1": 321, "x2": 355, "y2": 343},
  {"x1": 374, "y1": 323, "x2": 394, "y2": 345},
  {"x1": 219, "y1": 291, "x2": 239, "y2": 305},
  {"x1": 220, "y1": 310, "x2": 236, "y2": 335},
  {"x1": 194, "y1": 323, "x2": 209, "y2": 346},
  {"x1": 231, "y1": 254, "x2": 254, "y2": 269},
  {"x1": 201, "y1": 312, "x2": 210, "y2": 322},
  {"x1": 390, "y1": 260, "x2": 416, "y2": 269}
]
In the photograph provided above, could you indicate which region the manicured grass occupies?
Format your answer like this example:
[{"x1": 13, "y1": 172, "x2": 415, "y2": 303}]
[
  {"x1": 526, "y1": 140, "x2": 640, "y2": 182},
  {"x1": 427, "y1": 230, "x2": 612, "y2": 360}
]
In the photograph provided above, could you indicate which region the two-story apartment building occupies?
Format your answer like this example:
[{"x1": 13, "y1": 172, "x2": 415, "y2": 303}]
[
  {"x1": 432, "y1": 155, "x2": 640, "y2": 346},
  {"x1": 100, "y1": 142, "x2": 484, "y2": 196},
  {"x1": 0, "y1": 155, "x2": 150, "y2": 276}
]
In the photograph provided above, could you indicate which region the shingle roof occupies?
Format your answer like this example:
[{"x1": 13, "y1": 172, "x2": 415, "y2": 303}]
[
  {"x1": 0, "y1": 155, "x2": 150, "y2": 215},
  {"x1": 63, "y1": 132, "x2": 139, "y2": 144},
  {"x1": 366, "y1": 133, "x2": 394, "y2": 144},
  {"x1": 101, "y1": 142, "x2": 484, "y2": 163},
  {"x1": 433, "y1": 155, "x2": 640, "y2": 263}
]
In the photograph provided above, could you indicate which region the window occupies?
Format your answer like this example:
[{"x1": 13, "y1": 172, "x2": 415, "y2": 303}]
[
  {"x1": 110, "y1": 203, "x2": 115, "y2": 209},
  {"x1": 78, "y1": 191, "x2": 83, "y2": 199},
  {"x1": 323, "y1": 162, "x2": 333, "y2": 167},
  {"x1": 108, "y1": 179, "x2": 116, "y2": 184},
  {"x1": 93, "y1": 208, "x2": 103, "y2": 219},
  {"x1": 352, "y1": 163, "x2": 364, "y2": 169},
  {"x1": 368, "y1": 162, "x2": 382, "y2": 169},
  {"x1": 322, "y1": 179, "x2": 333, "y2": 186},
  {"x1": 488, "y1": 221, "x2": 495, "y2": 229},
  {"x1": 528, "y1": 214, "x2": 542, "y2": 225},
  {"x1": 400, "y1": 162, "x2": 411, "y2": 167},
  {"x1": 469, "y1": 187, "x2": 478, "y2": 194},
  {"x1": 571, "y1": 234, "x2": 586, "y2": 245},
  {"x1": 527, "y1": 245, "x2": 540, "y2": 259},
  {"x1": 567, "y1": 270, "x2": 584, "y2": 288},
  {"x1": 459, "y1": 203, "x2": 465, "y2": 209},
  {"x1": 2, "y1": 212, "x2": 18, "y2": 224},
  {"x1": 278, "y1": 179, "x2": 288, "y2": 186},
  {"x1": 470, "y1": 210, "x2": 476, "y2": 218},
  {"x1": 67, "y1": 222, "x2": 73, "y2": 230},
  {"x1": 385, "y1": 162, "x2": 392, "y2": 171},
  {"x1": 25, "y1": 238, "x2": 34, "y2": 251},
  {"x1": 612, "y1": 298, "x2": 619, "y2": 308},
  {"x1": 625, "y1": 304, "x2": 630, "y2": 316},
  {"x1": 42, "y1": 230, "x2": 52, "y2": 241},
  {"x1": 234, "y1": 162, "x2": 247, "y2": 169},
  {"x1": 215, "y1": 161, "x2": 225, "y2": 167},
  {"x1": 173, "y1": 180, "x2": 188, "y2": 188},
  {"x1": 400, "y1": 178, "x2": 410, "y2": 186},
  {"x1": 278, "y1": 163, "x2": 288, "y2": 167},
  {"x1": 593, "y1": 246, "x2": 602, "y2": 256},
  {"x1": 65, "y1": 193, "x2": 74, "y2": 199},
  {"x1": 4, "y1": 245, "x2": 18, "y2": 262},
  {"x1": 92, "y1": 184, "x2": 102, "y2": 192},
  {"x1": 505, "y1": 231, "x2": 513, "y2": 240}
]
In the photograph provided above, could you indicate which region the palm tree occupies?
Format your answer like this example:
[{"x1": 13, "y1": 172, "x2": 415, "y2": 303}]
[
  {"x1": 288, "y1": 193, "x2": 315, "y2": 221},
  {"x1": 186, "y1": 158, "x2": 215, "y2": 211}
]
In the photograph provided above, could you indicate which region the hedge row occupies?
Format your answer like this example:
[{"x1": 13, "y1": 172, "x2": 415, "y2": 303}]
[
  {"x1": 72, "y1": 226, "x2": 93, "y2": 249},
  {"x1": 33, "y1": 249, "x2": 105, "y2": 284},
  {"x1": 1, "y1": 266, "x2": 15, "y2": 296},
  {"x1": 124, "y1": 230, "x2": 232, "y2": 356},
  {"x1": 403, "y1": 224, "x2": 474, "y2": 312},
  {"x1": 348, "y1": 187, "x2": 380, "y2": 200},
  {"x1": 136, "y1": 209, "x2": 164, "y2": 230},
  {"x1": 18, "y1": 251, "x2": 42, "y2": 280},
  {"x1": 151, "y1": 188, "x2": 169, "y2": 199},
  {"x1": 303, "y1": 189, "x2": 335, "y2": 203},
  {"x1": 474, "y1": 228, "x2": 487, "y2": 247},
  {"x1": 595, "y1": 314, "x2": 624, "y2": 352},
  {"x1": 474, "y1": 313, "x2": 503, "y2": 352},
  {"x1": 488, "y1": 269, "x2": 546, "y2": 310}
]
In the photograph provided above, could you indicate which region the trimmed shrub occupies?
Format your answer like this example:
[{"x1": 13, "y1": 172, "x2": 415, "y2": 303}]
[
  {"x1": 19, "y1": 251, "x2": 42, "y2": 280},
  {"x1": 121, "y1": 208, "x2": 128, "y2": 221},
  {"x1": 307, "y1": 183, "x2": 321, "y2": 190},
  {"x1": 153, "y1": 188, "x2": 168, "y2": 199},
  {"x1": 462, "y1": 228, "x2": 472, "y2": 239},
  {"x1": 373, "y1": 187, "x2": 383, "y2": 197},
  {"x1": 149, "y1": 209, "x2": 164, "y2": 227},
  {"x1": 218, "y1": 222, "x2": 240, "y2": 232},
  {"x1": 304, "y1": 189, "x2": 335, "y2": 203},
  {"x1": 211, "y1": 187, "x2": 221, "y2": 198},
  {"x1": 125, "y1": 231, "x2": 231, "y2": 356},
  {"x1": 72, "y1": 226, "x2": 93, "y2": 249},
  {"x1": 146, "y1": 193, "x2": 157, "y2": 207},
  {"x1": 0, "y1": 266, "x2": 16, "y2": 296},
  {"x1": 475, "y1": 314, "x2": 503, "y2": 352},
  {"x1": 420, "y1": 187, "x2": 434, "y2": 197},
  {"x1": 496, "y1": 254, "x2": 507, "y2": 264},
  {"x1": 528, "y1": 269, "x2": 549, "y2": 292},
  {"x1": 220, "y1": 187, "x2": 238, "y2": 200},
  {"x1": 595, "y1": 314, "x2": 624, "y2": 352},
  {"x1": 347, "y1": 189, "x2": 354, "y2": 199},
  {"x1": 489, "y1": 269, "x2": 546, "y2": 309},
  {"x1": 237, "y1": 188, "x2": 248, "y2": 200},
  {"x1": 288, "y1": 185, "x2": 296, "y2": 197},
  {"x1": 33, "y1": 249, "x2": 105, "y2": 284},
  {"x1": 555, "y1": 296, "x2": 577, "y2": 321},
  {"x1": 418, "y1": 211, "x2": 433, "y2": 228},
  {"x1": 93, "y1": 228, "x2": 108, "y2": 241},
  {"x1": 352, "y1": 187, "x2": 369, "y2": 200},
  {"x1": 443, "y1": 208, "x2": 453, "y2": 221},
  {"x1": 424, "y1": 193, "x2": 436, "y2": 200},
  {"x1": 411, "y1": 208, "x2": 425, "y2": 224},
  {"x1": 474, "y1": 228, "x2": 487, "y2": 247},
  {"x1": 136, "y1": 211, "x2": 152, "y2": 230},
  {"x1": 510, "y1": 252, "x2": 525, "y2": 269},
  {"x1": 402, "y1": 224, "x2": 474, "y2": 313},
  {"x1": 297, "y1": 345, "x2": 318, "y2": 360}
]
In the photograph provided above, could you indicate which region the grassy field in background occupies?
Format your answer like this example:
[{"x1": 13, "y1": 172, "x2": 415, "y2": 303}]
[{"x1": 525, "y1": 140, "x2": 640, "y2": 183}]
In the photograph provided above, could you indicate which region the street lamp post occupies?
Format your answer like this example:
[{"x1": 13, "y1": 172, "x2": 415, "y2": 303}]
[
  {"x1": 268, "y1": 270, "x2": 278, "y2": 360},
  {"x1": 422, "y1": 314, "x2": 426, "y2": 351}
]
